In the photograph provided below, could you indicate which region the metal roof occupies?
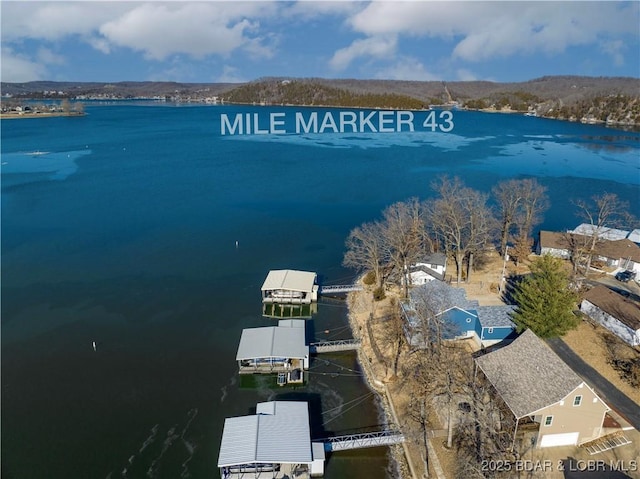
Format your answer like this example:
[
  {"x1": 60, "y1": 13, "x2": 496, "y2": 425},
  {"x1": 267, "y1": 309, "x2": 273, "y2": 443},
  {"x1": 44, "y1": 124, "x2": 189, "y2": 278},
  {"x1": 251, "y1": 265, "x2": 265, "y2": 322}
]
[
  {"x1": 236, "y1": 324, "x2": 308, "y2": 360},
  {"x1": 475, "y1": 329, "x2": 584, "y2": 418},
  {"x1": 218, "y1": 401, "x2": 313, "y2": 467},
  {"x1": 261, "y1": 270, "x2": 317, "y2": 292}
]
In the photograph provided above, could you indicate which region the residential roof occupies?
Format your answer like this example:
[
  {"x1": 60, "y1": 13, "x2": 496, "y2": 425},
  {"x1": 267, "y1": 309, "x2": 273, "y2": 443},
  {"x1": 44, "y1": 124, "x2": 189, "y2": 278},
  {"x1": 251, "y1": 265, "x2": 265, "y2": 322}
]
[
  {"x1": 218, "y1": 401, "x2": 313, "y2": 467},
  {"x1": 410, "y1": 264, "x2": 444, "y2": 281},
  {"x1": 476, "y1": 305, "x2": 517, "y2": 329},
  {"x1": 475, "y1": 329, "x2": 584, "y2": 418},
  {"x1": 628, "y1": 229, "x2": 640, "y2": 244},
  {"x1": 596, "y1": 239, "x2": 640, "y2": 263},
  {"x1": 538, "y1": 231, "x2": 640, "y2": 262},
  {"x1": 423, "y1": 252, "x2": 447, "y2": 266},
  {"x1": 408, "y1": 280, "x2": 478, "y2": 312},
  {"x1": 236, "y1": 323, "x2": 308, "y2": 360},
  {"x1": 571, "y1": 224, "x2": 630, "y2": 241},
  {"x1": 582, "y1": 285, "x2": 640, "y2": 331},
  {"x1": 261, "y1": 270, "x2": 317, "y2": 292}
]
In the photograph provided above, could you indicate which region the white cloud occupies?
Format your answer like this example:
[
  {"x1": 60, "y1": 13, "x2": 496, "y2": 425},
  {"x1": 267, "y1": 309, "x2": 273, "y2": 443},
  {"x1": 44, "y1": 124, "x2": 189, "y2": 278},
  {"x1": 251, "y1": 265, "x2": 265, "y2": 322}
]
[
  {"x1": 374, "y1": 56, "x2": 439, "y2": 81},
  {"x1": 600, "y1": 40, "x2": 625, "y2": 67},
  {"x1": 2, "y1": 2, "x2": 280, "y2": 60},
  {"x1": 455, "y1": 69, "x2": 479, "y2": 82},
  {"x1": 1, "y1": 48, "x2": 47, "y2": 82},
  {"x1": 37, "y1": 47, "x2": 65, "y2": 66},
  {"x1": 330, "y1": 35, "x2": 397, "y2": 70},
  {"x1": 216, "y1": 65, "x2": 247, "y2": 83},
  {"x1": 342, "y1": 2, "x2": 640, "y2": 63}
]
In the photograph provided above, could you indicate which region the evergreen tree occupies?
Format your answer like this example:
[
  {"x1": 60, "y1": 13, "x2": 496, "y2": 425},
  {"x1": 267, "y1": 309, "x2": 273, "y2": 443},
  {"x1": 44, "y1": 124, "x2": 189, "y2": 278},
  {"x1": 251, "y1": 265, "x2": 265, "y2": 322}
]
[{"x1": 512, "y1": 254, "x2": 578, "y2": 338}]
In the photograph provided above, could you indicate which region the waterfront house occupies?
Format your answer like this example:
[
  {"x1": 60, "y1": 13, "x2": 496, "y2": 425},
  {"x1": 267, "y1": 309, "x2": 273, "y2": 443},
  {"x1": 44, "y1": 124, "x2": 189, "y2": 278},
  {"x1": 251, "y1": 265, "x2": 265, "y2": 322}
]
[
  {"x1": 537, "y1": 230, "x2": 640, "y2": 276},
  {"x1": 475, "y1": 329, "x2": 611, "y2": 448},
  {"x1": 236, "y1": 319, "x2": 309, "y2": 381},
  {"x1": 261, "y1": 269, "x2": 319, "y2": 304},
  {"x1": 408, "y1": 252, "x2": 448, "y2": 284},
  {"x1": 218, "y1": 401, "x2": 325, "y2": 478},
  {"x1": 401, "y1": 281, "x2": 516, "y2": 348},
  {"x1": 580, "y1": 285, "x2": 640, "y2": 347}
]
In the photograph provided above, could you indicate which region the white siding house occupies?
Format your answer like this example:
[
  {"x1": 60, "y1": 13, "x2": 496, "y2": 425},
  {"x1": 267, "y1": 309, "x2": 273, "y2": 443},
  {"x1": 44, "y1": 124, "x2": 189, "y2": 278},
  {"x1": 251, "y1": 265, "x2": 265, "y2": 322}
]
[{"x1": 580, "y1": 285, "x2": 640, "y2": 347}]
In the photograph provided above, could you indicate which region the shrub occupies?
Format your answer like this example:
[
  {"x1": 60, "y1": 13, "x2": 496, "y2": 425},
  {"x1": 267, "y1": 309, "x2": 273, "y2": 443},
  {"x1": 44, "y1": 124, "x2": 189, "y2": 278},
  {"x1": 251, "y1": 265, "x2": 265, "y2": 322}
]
[
  {"x1": 362, "y1": 271, "x2": 377, "y2": 286},
  {"x1": 373, "y1": 286, "x2": 386, "y2": 301}
]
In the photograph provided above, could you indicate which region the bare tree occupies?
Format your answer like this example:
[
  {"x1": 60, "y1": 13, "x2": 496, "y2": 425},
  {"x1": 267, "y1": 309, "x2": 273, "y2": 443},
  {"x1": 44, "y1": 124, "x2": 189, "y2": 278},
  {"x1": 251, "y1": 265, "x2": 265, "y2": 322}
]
[
  {"x1": 573, "y1": 193, "x2": 633, "y2": 275},
  {"x1": 382, "y1": 197, "x2": 431, "y2": 297},
  {"x1": 343, "y1": 221, "x2": 388, "y2": 288},
  {"x1": 429, "y1": 176, "x2": 495, "y2": 283},
  {"x1": 493, "y1": 178, "x2": 548, "y2": 258}
]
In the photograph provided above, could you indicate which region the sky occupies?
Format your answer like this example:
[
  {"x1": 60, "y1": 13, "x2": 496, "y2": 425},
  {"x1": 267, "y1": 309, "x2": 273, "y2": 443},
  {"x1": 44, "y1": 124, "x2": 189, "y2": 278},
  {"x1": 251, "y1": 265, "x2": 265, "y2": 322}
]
[{"x1": 1, "y1": 1, "x2": 639, "y2": 84}]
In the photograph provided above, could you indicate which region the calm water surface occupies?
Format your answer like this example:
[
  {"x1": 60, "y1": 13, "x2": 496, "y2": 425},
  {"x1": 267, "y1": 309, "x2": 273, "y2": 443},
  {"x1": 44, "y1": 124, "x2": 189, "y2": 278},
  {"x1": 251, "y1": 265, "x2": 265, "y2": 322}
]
[{"x1": 2, "y1": 104, "x2": 639, "y2": 479}]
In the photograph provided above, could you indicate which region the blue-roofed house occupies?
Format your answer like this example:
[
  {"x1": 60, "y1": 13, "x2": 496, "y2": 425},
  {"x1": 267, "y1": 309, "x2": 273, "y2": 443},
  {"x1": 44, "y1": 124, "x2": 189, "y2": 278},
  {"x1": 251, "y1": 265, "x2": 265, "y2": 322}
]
[{"x1": 401, "y1": 282, "x2": 516, "y2": 348}]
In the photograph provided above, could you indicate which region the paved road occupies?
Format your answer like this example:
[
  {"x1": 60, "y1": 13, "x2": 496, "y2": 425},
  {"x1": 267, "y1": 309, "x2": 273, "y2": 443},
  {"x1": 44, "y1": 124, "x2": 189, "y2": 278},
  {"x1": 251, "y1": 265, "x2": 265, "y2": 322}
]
[{"x1": 547, "y1": 338, "x2": 640, "y2": 431}]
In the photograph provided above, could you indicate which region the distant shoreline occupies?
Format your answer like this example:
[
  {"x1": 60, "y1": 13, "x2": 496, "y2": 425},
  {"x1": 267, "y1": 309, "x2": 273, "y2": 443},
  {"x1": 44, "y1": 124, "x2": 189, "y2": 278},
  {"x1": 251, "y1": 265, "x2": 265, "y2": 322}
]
[{"x1": 0, "y1": 111, "x2": 86, "y2": 120}]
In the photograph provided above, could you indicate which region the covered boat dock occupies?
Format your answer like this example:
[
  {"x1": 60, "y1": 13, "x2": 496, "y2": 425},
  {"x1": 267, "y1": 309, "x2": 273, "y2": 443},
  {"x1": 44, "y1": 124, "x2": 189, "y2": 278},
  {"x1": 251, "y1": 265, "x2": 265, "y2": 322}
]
[
  {"x1": 236, "y1": 319, "x2": 309, "y2": 382},
  {"x1": 261, "y1": 270, "x2": 319, "y2": 304},
  {"x1": 218, "y1": 401, "x2": 325, "y2": 479}
]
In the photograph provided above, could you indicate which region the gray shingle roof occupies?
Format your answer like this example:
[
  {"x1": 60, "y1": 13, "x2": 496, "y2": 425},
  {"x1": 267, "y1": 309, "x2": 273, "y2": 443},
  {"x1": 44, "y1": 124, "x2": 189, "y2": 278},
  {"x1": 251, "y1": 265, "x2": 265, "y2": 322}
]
[
  {"x1": 582, "y1": 285, "x2": 640, "y2": 330},
  {"x1": 475, "y1": 329, "x2": 583, "y2": 418},
  {"x1": 408, "y1": 281, "x2": 478, "y2": 311},
  {"x1": 476, "y1": 305, "x2": 517, "y2": 329}
]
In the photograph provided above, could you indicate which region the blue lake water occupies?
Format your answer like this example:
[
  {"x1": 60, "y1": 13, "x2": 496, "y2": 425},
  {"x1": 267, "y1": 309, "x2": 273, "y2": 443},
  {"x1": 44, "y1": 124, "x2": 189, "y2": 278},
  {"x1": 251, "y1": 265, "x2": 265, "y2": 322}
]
[{"x1": 1, "y1": 103, "x2": 639, "y2": 479}]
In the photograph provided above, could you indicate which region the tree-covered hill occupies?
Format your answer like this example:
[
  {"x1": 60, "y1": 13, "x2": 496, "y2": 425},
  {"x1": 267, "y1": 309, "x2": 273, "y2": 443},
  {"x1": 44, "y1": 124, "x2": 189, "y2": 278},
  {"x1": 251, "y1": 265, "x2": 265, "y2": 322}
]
[{"x1": 2, "y1": 75, "x2": 639, "y2": 126}]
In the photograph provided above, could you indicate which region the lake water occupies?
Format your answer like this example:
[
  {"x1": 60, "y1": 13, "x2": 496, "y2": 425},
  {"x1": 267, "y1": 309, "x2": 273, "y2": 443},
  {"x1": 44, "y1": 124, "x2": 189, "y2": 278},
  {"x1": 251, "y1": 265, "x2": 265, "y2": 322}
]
[{"x1": 1, "y1": 103, "x2": 639, "y2": 479}]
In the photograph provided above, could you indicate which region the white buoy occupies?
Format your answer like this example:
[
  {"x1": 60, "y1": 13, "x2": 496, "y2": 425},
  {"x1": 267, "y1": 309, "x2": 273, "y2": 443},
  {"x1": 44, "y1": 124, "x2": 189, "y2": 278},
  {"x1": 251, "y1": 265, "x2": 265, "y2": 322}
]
[
  {"x1": 235, "y1": 240, "x2": 239, "y2": 248},
  {"x1": 92, "y1": 341, "x2": 97, "y2": 352}
]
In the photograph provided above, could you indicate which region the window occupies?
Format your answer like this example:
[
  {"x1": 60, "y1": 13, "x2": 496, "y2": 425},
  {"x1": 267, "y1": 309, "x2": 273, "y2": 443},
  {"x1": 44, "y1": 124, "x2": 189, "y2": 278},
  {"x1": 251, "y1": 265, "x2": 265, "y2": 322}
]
[
  {"x1": 544, "y1": 416, "x2": 553, "y2": 426},
  {"x1": 573, "y1": 396, "x2": 582, "y2": 406}
]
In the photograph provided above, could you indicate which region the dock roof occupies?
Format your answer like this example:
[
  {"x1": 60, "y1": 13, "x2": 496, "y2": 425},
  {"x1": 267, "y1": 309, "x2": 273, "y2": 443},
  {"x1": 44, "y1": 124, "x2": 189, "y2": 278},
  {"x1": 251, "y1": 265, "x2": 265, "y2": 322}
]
[
  {"x1": 261, "y1": 270, "x2": 317, "y2": 293},
  {"x1": 218, "y1": 401, "x2": 313, "y2": 467},
  {"x1": 236, "y1": 322, "x2": 308, "y2": 360}
]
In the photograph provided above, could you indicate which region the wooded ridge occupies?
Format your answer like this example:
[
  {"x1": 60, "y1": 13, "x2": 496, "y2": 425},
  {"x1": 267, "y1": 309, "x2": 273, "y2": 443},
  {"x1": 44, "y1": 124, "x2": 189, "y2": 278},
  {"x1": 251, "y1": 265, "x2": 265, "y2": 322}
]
[{"x1": 2, "y1": 75, "x2": 639, "y2": 125}]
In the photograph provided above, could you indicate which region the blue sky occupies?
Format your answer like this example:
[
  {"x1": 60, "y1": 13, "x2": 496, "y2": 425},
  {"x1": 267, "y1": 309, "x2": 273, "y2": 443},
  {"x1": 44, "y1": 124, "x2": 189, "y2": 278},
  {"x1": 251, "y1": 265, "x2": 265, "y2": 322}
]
[{"x1": 2, "y1": 1, "x2": 639, "y2": 84}]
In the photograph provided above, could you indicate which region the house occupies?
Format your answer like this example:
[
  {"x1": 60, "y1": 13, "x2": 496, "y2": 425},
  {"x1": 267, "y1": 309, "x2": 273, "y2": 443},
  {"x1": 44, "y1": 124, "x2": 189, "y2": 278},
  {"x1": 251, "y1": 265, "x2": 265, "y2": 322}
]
[
  {"x1": 236, "y1": 319, "x2": 309, "y2": 381},
  {"x1": 475, "y1": 329, "x2": 611, "y2": 448},
  {"x1": 536, "y1": 230, "x2": 640, "y2": 276},
  {"x1": 218, "y1": 401, "x2": 325, "y2": 478},
  {"x1": 408, "y1": 252, "x2": 447, "y2": 284},
  {"x1": 401, "y1": 281, "x2": 516, "y2": 348},
  {"x1": 261, "y1": 269, "x2": 319, "y2": 304},
  {"x1": 580, "y1": 285, "x2": 640, "y2": 347}
]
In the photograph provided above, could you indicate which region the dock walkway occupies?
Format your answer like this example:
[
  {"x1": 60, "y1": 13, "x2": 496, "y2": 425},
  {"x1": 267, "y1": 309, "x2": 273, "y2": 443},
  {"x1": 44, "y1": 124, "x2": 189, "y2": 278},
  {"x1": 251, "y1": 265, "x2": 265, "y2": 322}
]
[
  {"x1": 309, "y1": 339, "x2": 360, "y2": 354},
  {"x1": 322, "y1": 429, "x2": 405, "y2": 452}
]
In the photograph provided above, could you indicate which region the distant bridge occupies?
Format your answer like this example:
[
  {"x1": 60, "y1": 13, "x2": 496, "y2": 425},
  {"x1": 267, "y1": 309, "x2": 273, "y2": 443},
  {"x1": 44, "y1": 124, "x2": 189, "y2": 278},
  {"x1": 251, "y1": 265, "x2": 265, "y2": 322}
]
[
  {"x1": 309, "y1": 339, "x2": 361, "y2": 353},
  {"x1": 319, "y1": 284, "x2": 363, "y2": 295},
  {"x1": 322, "y1": 429, "x2": 405, "y2": 452}
]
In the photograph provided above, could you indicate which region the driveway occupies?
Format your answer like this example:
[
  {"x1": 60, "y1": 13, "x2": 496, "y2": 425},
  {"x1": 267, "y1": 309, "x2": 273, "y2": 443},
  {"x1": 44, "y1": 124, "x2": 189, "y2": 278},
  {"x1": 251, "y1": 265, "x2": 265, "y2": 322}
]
[{"x1": 547, "y1": 338, "x2": 640, "y2": 431}]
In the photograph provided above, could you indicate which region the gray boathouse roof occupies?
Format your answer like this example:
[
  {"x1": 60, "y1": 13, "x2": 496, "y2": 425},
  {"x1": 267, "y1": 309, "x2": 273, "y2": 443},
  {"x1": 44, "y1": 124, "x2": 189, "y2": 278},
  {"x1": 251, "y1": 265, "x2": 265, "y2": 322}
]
[
  {"x1": 236, "y1": 319, "x2": 308, "y2": 360},
  {"x1": 261, "y1": 269, "x2": 317, "y2": 292},
  {"x1": 475, "y1": 329, "x2": 583, "y2": 418},
  {"x1": 218, "y1": 401, "x2": 313, "y2": 467}
]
